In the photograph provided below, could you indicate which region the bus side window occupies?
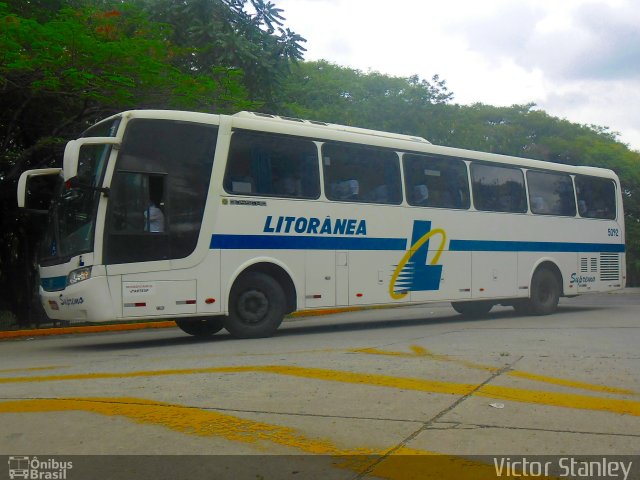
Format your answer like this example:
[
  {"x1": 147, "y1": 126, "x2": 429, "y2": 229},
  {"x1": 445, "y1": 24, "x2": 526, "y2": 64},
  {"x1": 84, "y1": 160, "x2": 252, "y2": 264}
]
[
  {"x1": 575, "y1": 175, "x2": 616, "y2": 219},
  {"x1": 109, "y1": 173, "x2": 166, "y2": 234},
  {"x1": 225, "y1": 130, "x2": 320, "y2": 199},
  {"x1": 527, "y1": 170, "x2": 576, "y2": 217},
  {"x1": 403, "y1": 153, "x2": 470, "y2": 209},
  {"x1": 322, "y1": 142, "x2": 401, "y2": 204},
  {"x1": 471, "y1": 163, "x2": 526, "y2": 213},
  {"x1": 104, "y1": 118, "x2": 218, "y2": 265}
]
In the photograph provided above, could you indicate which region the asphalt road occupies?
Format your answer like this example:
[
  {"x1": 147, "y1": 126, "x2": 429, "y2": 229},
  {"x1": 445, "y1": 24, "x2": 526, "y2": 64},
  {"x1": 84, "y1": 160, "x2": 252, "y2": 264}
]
[{"x1": 1, "y1": 293, "x2": 639, "y2": 479}]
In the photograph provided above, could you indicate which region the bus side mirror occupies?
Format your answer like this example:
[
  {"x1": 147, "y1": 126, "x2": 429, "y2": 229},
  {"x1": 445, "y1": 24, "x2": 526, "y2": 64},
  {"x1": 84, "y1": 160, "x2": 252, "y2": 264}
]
[
  {"x1": 63, "y1": 140, "x2": 79, "y2": 181},
  {"x1": 63, "y1": 137, "x2": 120, "y2": 181},
  {"x1": 17, "y1": 168, "x2": 62, "y2": 212}
]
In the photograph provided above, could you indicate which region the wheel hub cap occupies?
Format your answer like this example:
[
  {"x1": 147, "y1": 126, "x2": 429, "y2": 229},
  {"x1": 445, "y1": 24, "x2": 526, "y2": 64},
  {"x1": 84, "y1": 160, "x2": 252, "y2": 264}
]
[{"x1": 237, "y1": 290, "x2": 269, "y2": 323}]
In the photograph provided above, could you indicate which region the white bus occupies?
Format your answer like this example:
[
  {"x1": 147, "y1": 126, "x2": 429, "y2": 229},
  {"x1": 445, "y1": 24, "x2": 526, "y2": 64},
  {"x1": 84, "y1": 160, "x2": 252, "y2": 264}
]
[{"x1": 18, "y1": 110, "x2": 625, "y2": 338}]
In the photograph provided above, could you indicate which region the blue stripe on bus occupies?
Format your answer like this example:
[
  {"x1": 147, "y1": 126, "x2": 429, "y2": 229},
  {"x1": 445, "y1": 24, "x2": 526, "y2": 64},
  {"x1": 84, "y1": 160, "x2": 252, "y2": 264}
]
[
  {"x1": 211, "y1": 234, "x2": 624, "y2": 254},
  {"x1": 210, "y1": 234, "x2": 407, "y2": 251},
  {"x1": 41, "y1": 276, "x2": 67, "y2": 291},
  {"x1": 449, "y1": 240, "x2": 625, "y2": 253}
]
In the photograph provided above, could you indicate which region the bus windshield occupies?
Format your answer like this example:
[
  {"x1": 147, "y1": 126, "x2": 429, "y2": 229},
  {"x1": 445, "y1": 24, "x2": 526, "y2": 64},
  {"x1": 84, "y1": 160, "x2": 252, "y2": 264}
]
[{"x1": 40, "y1": 119, "x2": 119, "y2": 264}]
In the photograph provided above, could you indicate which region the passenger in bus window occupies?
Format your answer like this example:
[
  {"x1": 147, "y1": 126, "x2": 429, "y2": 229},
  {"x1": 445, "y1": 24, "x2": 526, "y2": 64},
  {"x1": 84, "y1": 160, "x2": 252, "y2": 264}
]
[
  {"x1": 144, "y1": 195, "x2": 165, "y2": 233},
  {"x1": 273, "y1": 170, "x2": 301, "y2": 197},
  {"x1": 332, "y1": 179, "x2": 359, "y2": 199},
  {"x1": 413, "y1": 184, "x2": 429, "y2": 204}
]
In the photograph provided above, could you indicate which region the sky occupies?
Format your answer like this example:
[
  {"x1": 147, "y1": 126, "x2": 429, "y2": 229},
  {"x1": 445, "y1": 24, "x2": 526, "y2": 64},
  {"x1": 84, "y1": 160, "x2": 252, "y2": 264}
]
[{"x1": 276, "y1": 0, "x2": 640, "y2": 151}]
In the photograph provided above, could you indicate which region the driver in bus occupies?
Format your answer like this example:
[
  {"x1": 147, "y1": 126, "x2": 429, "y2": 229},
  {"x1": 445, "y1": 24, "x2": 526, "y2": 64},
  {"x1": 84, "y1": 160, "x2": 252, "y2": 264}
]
[{"x1": 144, "y1": 194, "x2": 165, "y2": 233}]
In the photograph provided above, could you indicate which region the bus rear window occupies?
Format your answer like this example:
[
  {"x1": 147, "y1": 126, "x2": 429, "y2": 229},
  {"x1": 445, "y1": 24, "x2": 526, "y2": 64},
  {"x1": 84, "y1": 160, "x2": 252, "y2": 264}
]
[{"x1": 575, "y1": 175, "x2": 616, "y2": 219}]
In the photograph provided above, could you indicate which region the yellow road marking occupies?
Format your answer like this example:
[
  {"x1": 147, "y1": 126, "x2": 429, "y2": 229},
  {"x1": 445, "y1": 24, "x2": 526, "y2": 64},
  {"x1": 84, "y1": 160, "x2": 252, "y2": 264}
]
[
  {"x1": 2, "y1": 365, "x2": 639, "y2": 416},
  {"x1": 0, "y1": 365, "x2": 66, "y2": 373},
  {"x1": 0, "y1": 397, "x2": 369, "y2": 456},
  {"x1": 369, "y1": 447, "x2": 554, "y2": 480},
  {"x1": 0, "y1": 397, "x2": 552, "y2": 479},
  {"x1": 352, "y1": 346, "x2": 637, "y2": 396},
  {"x1": 354, "y1": 346, "x2": 497, "y2": 372},
  {"x1": 506, "y1": 370, "x2": 637, "y2": 396}
]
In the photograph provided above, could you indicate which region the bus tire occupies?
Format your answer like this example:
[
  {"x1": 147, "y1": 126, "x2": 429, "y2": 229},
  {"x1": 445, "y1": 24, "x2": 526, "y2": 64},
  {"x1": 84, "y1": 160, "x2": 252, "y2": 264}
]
[
  {"x1": 176, "y1": 317, "x2": 225, "y2": 337},
  {"x1": 451, "y1": 300, "x2": 493, "y2": 317},
  {"x1": 527, "y1": 268, "x2": 560, "y2": 315},
  {"x1": 512, "y1": 300, "x2": 532, "y2": 315},
  {"x1": 225, "y1": 272, "x2": 285, "y2": 339}
]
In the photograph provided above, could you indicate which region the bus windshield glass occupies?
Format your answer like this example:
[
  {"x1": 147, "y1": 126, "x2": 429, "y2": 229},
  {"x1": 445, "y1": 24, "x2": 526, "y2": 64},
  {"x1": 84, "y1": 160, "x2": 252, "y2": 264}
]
[{"x1": 40, "y1": 118, "x2": 119, "y2": 263}]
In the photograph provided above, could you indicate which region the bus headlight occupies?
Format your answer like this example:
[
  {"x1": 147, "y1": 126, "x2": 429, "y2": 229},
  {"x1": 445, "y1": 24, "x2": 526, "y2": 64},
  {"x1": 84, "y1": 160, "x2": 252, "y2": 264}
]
[{"x1": 67, "y1": 266, "x2": 92, "y2": 286}]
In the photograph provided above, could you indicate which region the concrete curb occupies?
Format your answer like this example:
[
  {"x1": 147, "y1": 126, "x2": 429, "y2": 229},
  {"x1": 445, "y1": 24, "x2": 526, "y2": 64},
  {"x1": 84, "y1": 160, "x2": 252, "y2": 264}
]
[
  {"x1": 0, "y1": 321, "x2": 177, "y2": 340},
  {"x1": 0, "y1": 306, "x2": 378, "y2": 340}
]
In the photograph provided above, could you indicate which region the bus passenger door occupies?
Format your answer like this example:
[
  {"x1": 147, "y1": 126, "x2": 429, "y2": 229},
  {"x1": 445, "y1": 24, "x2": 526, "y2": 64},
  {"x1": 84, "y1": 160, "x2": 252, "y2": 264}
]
[{"x1": 305, "y1": 251, "x2": 336, "y2": 308}]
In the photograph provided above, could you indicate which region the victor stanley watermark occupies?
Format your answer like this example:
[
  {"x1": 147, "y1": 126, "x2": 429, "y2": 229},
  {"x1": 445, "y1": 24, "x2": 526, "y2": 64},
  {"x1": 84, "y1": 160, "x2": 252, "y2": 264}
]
[{"x1": 494, "y1": 456, "x2": 634, "y2": 479}]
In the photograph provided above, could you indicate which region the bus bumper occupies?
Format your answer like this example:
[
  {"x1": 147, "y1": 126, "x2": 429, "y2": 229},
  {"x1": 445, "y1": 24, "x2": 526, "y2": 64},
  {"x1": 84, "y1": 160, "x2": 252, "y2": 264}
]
[{"x1": 40, "y1": 276, "x2": 116, "y2": 323}]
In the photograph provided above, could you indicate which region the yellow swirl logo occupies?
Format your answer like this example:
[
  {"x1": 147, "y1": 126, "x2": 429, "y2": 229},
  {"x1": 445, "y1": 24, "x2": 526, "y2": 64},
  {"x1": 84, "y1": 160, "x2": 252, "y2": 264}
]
[{"x1": 389, "y1": 222, "x2": 447, "y2": 300}]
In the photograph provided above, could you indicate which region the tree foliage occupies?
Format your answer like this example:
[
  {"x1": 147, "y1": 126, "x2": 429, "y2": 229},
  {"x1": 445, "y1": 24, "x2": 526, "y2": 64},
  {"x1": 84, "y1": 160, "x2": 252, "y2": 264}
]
[
  {"x1": 0, "y1": 1, "x2": 255, "y2": 180},
  {"x1": 137, "y1": 0, "x2": 306, "y2": 108},
  {"x1": 277, "y1": 60, "x2": 452, "y2": 131},
  {"x1": 0, "y1": 0, "x2": 302, "y2": 324}
]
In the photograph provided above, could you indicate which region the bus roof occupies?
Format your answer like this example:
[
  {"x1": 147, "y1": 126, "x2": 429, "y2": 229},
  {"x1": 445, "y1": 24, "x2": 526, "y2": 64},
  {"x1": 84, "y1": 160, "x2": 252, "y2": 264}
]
[
  {"x1": 232, "y1": 111, "x2": 432, "y2": 145},
  {"x1": 111, "y1": 109, "x2": 619, "y2": 181}
]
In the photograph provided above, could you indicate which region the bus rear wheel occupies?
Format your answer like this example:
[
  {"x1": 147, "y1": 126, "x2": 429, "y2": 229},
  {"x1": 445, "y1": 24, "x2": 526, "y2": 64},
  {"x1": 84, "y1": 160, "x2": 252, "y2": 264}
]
[
  {"x1": 451, "y1": 300, "x2": 493, "y2": 317},
  {"x1": 176, "y1": 317, "x2": 225, "y2": 337},
  {"x1": 225, "y1": 272, "x2": 286, "y2": 339},
  {"x1": 526, "y1": 268, "x2": 560, "y2": 315}
]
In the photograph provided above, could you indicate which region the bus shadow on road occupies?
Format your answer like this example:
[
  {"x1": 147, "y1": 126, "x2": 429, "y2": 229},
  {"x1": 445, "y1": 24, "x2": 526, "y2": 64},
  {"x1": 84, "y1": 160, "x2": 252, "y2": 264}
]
[
  {"x1": 51, "y1": 333, "x2": 228, "y2": 352},
  {"x1": 275, "y1": 304, "x2": 609, "y2": 338},
  {"x1": 52, "y1": 304, "x2": 609, "y2": 352}
]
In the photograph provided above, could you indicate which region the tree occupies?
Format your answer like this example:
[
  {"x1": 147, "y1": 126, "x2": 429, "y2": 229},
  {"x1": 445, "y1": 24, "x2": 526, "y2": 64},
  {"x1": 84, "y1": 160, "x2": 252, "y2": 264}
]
[
  {"x1": 276, "y1": 60, "x2": 452, "y2": 132},
  {"x1": 137, "y1": 0, "x2": 307, "y2": 108},
  {"x1": 0, "y1": 0, "x2": 256, "y2": 324}
]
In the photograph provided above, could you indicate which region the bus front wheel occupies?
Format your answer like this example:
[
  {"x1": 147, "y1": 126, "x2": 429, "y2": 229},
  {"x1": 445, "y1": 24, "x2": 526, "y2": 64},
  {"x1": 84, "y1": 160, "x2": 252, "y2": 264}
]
[
  {"x1": 451, "y1": 300, "x2": 493, "y2": 317},
  {"x1": 176, "y1": 317, "x2": 225, "y2": 337},
  {"x1": 225, "y1": 272, "x2": 286, "y2": 339}
]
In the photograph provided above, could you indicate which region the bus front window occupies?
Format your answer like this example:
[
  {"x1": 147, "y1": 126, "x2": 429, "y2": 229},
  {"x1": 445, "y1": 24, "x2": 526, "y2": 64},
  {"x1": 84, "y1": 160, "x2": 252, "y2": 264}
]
[{"x1": 41, "y1": 144, "x2": 111, "y2": 263}]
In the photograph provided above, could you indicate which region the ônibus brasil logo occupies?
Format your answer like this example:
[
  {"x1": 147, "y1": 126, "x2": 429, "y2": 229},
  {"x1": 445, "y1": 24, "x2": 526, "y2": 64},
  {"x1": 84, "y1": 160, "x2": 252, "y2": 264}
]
[{"x1": 8, "y1": 456, "x2": 72, "y2": 480}]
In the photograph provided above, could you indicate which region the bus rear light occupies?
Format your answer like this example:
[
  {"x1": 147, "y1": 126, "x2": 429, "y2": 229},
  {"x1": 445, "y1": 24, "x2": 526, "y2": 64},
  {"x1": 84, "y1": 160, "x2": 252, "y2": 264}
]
[
  {"x1": 356, "y1": 293, "x2": 363, "y2": 297},
  {"x1": 124, "y1": 302, "x2": 146, "y2": 308},
  {"x1": 48, "y1": 300, "x2": 59, "y2": 310},
  {"x1": 205, "y1": 298, "x2": 216, "y2": 304},
  {"x1": 176, "y1": 300, "x2": 196, "y2": 305},
  {"x1": 305, "y1": 294, "x2": 322, "y2": 299}
]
